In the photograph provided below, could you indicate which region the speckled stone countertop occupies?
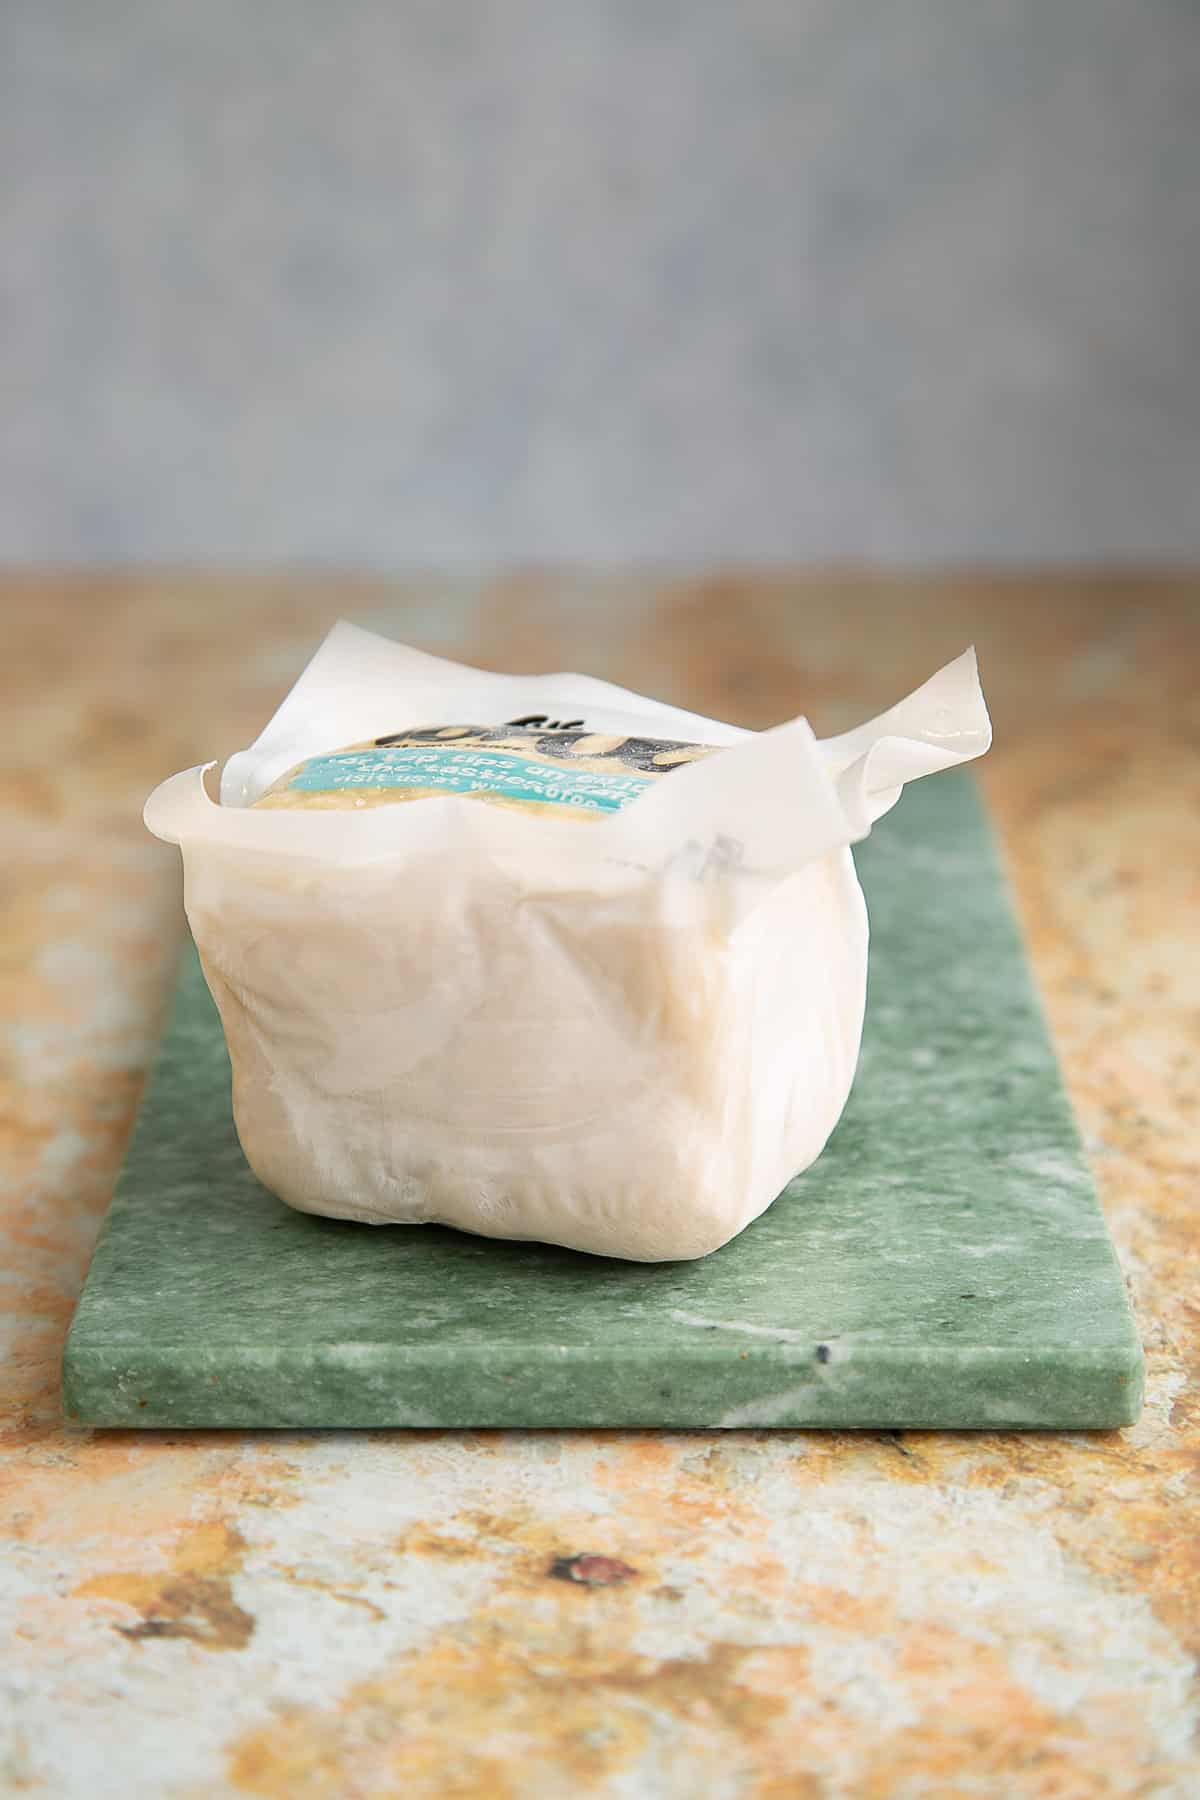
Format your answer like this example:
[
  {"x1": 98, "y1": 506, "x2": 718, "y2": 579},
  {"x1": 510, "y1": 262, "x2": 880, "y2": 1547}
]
[{"x1": 3, "y1": 576, "x2": 1197, "y2": 1796}]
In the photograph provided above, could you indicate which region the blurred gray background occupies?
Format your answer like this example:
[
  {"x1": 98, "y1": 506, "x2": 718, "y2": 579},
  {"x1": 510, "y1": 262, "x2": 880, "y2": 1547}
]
[{"x1": 3, "y1": 0, "x2": 1198, "y2": 566}]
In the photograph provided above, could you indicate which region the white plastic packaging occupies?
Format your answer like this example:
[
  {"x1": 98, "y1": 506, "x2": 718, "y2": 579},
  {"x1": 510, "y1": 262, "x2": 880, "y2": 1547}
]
[{"x1": 145, "y1": 624, "x2": 990, "y2": 1261}]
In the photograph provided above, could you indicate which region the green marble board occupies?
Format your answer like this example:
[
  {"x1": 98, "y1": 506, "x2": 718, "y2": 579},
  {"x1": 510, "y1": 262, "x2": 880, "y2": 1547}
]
[{"x1": 62, "y1": 774, "x2": 1142, "y2": 1431}]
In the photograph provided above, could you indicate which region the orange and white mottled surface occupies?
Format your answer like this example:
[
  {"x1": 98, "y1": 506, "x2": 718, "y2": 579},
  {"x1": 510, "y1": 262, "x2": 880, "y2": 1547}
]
[{"x1": 1, "y1": 575, "x2": 1197, "y2": 1798}]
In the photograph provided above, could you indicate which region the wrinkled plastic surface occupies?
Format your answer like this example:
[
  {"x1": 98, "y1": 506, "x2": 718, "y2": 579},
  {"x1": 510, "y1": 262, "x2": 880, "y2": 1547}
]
[{"x1": 145, "y1": 626, "x2": 991, "y2": 1261}]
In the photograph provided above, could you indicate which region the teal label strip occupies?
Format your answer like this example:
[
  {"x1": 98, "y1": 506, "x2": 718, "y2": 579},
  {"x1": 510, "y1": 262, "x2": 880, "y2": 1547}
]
[{"x1": 289, "y1": 745, "x2": 654, "y2": 814}]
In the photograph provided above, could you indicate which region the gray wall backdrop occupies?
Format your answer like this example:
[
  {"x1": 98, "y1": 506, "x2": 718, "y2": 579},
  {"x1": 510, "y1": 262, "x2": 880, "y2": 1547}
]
[{"x1": 3, "y1": 0, "x2": 1198, "y2": 565}]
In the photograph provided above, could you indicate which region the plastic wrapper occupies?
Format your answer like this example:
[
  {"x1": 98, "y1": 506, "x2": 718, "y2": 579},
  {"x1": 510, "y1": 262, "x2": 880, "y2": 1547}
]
[{"x1": 145, "y1": 624, "x2": 991, "y2": 1261}]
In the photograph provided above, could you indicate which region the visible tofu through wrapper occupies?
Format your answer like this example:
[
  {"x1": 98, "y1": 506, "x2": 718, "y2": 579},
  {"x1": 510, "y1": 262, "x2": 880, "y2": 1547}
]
[{"x1": 188, "y1": 832, "x2": 868, "y2": 1261}]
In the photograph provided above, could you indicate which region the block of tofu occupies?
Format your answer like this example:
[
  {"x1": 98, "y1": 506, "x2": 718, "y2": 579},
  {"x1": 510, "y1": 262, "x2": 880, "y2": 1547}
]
[{"x1": 144, "y1": 625, "x2": 990, "y2": 1260}]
